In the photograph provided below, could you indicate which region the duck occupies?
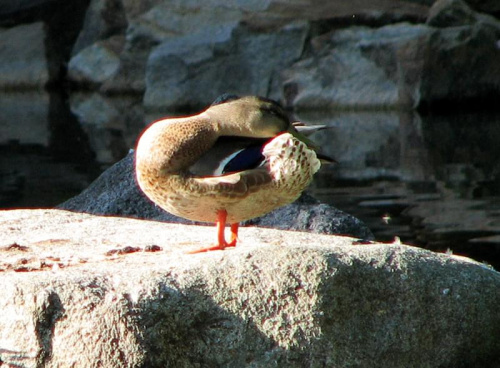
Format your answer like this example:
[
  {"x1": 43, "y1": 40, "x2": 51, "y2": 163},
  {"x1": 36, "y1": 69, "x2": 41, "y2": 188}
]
[{"x1": 135, "y1": 94, "x2": 334, "y2": 253}]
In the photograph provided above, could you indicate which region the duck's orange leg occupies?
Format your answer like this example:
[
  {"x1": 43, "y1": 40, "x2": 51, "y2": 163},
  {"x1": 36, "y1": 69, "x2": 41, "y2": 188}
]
[
  {"x1": 187, "y1": 210, "x2": 238, "y2": 254},
  {"x1": 229, "y1": 223, "x2": 239, "y2": 246}
]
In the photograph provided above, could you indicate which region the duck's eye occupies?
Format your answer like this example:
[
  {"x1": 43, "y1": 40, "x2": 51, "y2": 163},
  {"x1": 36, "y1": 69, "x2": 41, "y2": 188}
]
[{"x1": 261, "y1": 106, "x2": 289, "y2": 122}]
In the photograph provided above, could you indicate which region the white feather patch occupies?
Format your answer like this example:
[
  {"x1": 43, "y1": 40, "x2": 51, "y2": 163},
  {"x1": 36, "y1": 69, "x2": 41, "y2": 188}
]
[{"x1": 262, "y1": 133, "x2": 321, "y2": 182}]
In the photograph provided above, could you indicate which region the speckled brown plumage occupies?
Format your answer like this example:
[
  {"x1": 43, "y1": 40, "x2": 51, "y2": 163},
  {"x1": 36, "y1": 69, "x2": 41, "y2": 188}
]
[{"x1": 135, "y1": 95, "x2": 328, "y2": 251}]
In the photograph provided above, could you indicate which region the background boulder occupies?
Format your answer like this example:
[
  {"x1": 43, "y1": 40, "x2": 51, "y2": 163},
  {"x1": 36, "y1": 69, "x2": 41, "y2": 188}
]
[
  {"x1": 2, "y1": 0, "x2": 499, "y2": 110},
  {"x1": 69, "y1": 0, "x2": 500, "y2": 111}
]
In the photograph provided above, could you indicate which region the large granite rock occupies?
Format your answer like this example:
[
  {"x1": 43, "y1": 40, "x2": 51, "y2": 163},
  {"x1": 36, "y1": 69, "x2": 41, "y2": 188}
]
[
  {"x1": 0, "y1": 209, "x2": 499, "y2": 367},
  {"x1": 58, "y1": 152, "x2": 374, "y2": 240}
]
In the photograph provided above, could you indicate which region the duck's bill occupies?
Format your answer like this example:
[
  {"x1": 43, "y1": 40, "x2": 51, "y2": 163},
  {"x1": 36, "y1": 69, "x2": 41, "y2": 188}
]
[
  {"x1": 287, "y1": 126, "x2": 337, "y2": 164},
  {"x1": 292, "y1": 121, "x2": 330, "y2": 136}
]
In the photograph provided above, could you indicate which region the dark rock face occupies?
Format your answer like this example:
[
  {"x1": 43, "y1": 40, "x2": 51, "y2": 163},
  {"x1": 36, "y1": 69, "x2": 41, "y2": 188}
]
[
  {"x1": 283, "y1": 1, "x2": 500, "y2": 111},
  {"x1": 58, "y1": 152, "x2": 374, "y2": 240},
  {"x1": 68, "y1": 0, "x2": 500, "y2": 112},
  {"x1": 142, "y1": 23, "x2": 309, "y2": 111}
]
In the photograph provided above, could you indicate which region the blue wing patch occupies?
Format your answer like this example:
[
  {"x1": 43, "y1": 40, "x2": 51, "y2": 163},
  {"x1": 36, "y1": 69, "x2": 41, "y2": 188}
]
[{"x1": 222, "y1": 145, "x2": 265, "y2": 174}]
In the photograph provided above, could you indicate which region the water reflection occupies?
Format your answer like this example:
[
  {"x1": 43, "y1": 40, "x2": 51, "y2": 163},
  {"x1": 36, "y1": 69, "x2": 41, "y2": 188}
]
[
  {"x1": 69, "y1": 92, "x2": 145, "y2": 165},
  {"x1": 0, "y1": 91, "x2": 101, "y2": 207},
  {"x1": 1, "y1": 91, "x2": 499, "y2": 267},
  {"x1": 303, "y1": 110, "x2": 500, "y2": 266},
  {"x1": 0, "y1": 91, "x2": 50, "y2": 146},
  {"x1": 301, "y1": 110, "x2": 433, "y2": 181}
]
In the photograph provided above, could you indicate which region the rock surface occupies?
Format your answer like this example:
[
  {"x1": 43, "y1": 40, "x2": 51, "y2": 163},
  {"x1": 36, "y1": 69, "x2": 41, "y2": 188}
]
[
  {"x1": 142, "y1": 21, "x2": 309, "y2": 111},
  {"x1": 67, "y1": 36, "x2": 124, "y2": 87},
  {"x1": 283, "y1": 2, "x2": 500, "y2": 111},
  {"x1": 283, "y1": 23, "x2": 431, "y2": 110},
  {"x1": 58, "y1": 152, "x2": 374, "y2": 240},
  {"x1": 0, "y1": 209, "x2": 499, "y2": 367}
]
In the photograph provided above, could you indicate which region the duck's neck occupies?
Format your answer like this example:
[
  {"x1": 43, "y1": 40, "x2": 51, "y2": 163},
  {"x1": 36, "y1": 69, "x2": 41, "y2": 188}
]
[{"x1": 136, "y1": 116, "x2": 219, "y2": 176}]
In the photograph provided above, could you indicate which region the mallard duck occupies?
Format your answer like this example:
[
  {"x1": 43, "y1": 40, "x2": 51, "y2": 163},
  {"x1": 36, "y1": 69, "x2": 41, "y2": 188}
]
[{"x1": 135, "y1": 94, "x2": 333, "y2": 253}]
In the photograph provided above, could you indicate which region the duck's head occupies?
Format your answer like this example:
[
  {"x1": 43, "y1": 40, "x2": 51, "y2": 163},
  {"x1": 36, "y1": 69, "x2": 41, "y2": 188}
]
[{"x1": 205, "y1": 94, "x2": 293, "y2": 138}]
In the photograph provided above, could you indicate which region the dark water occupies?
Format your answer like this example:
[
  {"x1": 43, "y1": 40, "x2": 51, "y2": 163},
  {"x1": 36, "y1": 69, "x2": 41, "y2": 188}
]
[
  {"x1": 1, "y1": 91, "x2": 499, "y2": 268},
  {"x1": 304, "y1": 110, "x2": 500, "y2": 268}
]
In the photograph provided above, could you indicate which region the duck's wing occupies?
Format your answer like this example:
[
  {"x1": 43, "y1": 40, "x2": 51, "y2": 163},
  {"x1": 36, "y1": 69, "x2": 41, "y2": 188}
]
[
  {"x1": 191, "y1": 166, "x2": 272, "y2": 197},
  {"x1": 188, "y1": 136, "x2": 269, "y2": 177}
]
